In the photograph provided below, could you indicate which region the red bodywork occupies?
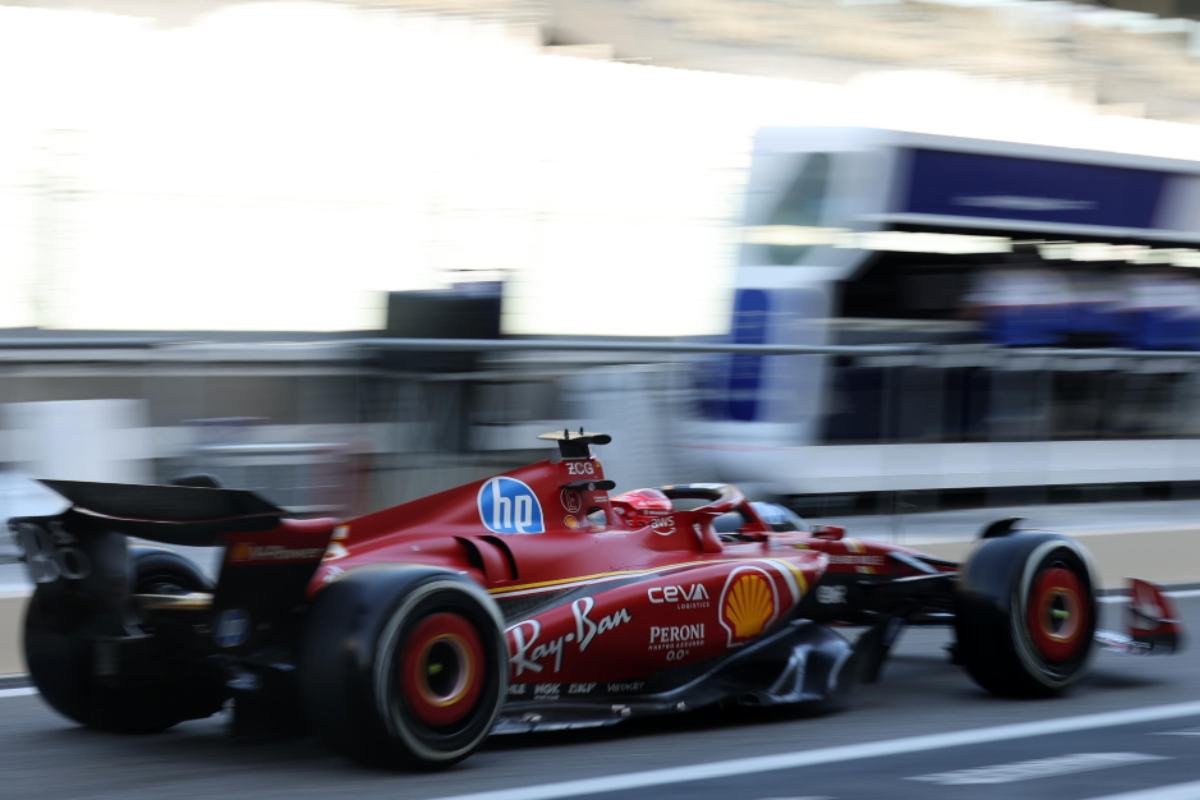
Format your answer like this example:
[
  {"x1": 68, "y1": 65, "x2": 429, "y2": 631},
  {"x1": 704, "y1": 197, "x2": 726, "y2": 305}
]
[
  {"x1": 254, "y1": 449, "x2": 951, "y2": 688},
  {"x1": 16, "y1": 436, "x2": 1183, "y2": 765}
]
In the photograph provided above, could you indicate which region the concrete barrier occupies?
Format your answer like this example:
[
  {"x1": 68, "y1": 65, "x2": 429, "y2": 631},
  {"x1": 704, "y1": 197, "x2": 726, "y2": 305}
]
[
  {"x1": 0, "y1": 593, "x2": 28, "y2": 677},
  {"x1": 916, "y1": 528, "x2": 1200, "y2": 591}
]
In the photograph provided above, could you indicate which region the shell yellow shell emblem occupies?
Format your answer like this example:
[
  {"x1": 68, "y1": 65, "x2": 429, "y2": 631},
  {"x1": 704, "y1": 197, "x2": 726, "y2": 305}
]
[{"x1": 719, "y1": 566, "x2": 779, "y2": 647}]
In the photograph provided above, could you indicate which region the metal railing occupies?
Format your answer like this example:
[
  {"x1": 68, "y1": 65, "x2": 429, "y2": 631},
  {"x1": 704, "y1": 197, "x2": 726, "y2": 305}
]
[{"x1": 3, "y1": 334, "x2": 1200, "y2": 529}]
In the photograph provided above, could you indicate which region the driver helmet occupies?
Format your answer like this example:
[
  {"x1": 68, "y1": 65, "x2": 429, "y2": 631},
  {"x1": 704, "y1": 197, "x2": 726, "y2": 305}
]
[{"x1": 611, "y1": 488, "x2": 672, "y2": 529}]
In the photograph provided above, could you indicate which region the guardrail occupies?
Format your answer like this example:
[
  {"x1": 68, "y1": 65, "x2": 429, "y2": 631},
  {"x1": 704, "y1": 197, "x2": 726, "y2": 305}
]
[
  {"x1": 3, "y1": 334, "x2": 1200, "y2": 519},
  {"x1": 7, "y1": 333, "x2": 1200, "y2": 358}
]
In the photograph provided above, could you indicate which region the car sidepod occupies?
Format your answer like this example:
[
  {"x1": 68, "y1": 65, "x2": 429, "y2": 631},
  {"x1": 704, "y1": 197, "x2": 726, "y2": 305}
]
[{"x1": 494, "y1": 554, "x2": 851, "y2": 730}]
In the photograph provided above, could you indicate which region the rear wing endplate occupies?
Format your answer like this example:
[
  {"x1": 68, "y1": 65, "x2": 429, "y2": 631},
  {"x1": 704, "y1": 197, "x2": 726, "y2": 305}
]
[{"x1": 15, "y1": 478, "x2": 284, "y2": 546}]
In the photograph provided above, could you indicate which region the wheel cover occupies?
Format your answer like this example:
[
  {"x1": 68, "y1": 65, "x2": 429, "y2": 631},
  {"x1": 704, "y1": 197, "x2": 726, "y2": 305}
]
[
  {"x1": 1027, "y1": 566, "x2": 1088, "y2": 662},
  {"x1": 398, "y1": 613, "x2": 485, "y2": 729}
]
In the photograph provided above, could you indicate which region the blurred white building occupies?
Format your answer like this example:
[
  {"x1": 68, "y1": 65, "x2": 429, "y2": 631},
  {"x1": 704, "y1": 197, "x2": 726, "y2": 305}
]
[{"x1": 6, "y1": 0, "x2": 1200, "y2": 338}]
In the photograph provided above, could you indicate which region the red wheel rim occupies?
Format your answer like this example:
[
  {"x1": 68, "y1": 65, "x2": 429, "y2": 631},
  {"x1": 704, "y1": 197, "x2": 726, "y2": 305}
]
[
  {"x1": 1027, "y1": 566, "x2": 1088, "y2": 662},
  {"x1": 399, "y1": 612, "x2": 485, "y2": 728}
]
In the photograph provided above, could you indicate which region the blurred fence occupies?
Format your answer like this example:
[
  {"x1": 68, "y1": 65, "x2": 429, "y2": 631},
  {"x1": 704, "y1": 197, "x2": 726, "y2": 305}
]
[{"x1": 4, "y1": 336, "x2": 1200, "y2": 535}]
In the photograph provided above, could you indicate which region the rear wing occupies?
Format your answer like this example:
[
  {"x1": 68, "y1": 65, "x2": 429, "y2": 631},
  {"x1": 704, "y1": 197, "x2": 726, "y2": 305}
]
[
  {"x1": 8, "y1": 478, "x2": 287, "y2": 594},
  {"x1": 9, "y1": 479, "x2": 333, "y2": 650},
  {"x1": 22, "y1": 478, "x2": 284, "y2": 545}
]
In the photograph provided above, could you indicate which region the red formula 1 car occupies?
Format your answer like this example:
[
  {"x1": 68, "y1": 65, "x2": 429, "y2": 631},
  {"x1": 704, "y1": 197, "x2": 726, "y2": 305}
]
[{"x1": 8, "y1": 432, "x2": 1184, "y2": 768}]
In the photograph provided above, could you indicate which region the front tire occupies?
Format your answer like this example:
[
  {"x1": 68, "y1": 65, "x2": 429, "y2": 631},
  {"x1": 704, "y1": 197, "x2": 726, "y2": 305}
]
[
  {"x1": 955, "y1": 533, "x2": 1097, "y2": 697},
  {"x1": 299, "y1": 568, "x2": 507, "y2": 769}
]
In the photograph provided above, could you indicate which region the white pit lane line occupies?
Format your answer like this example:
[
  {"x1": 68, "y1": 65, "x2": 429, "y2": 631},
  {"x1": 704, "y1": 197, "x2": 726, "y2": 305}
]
[
  {"x1": 1154, "y1": 728, "x2": 1200, "y2": 737},
  {"x1": 429, "y1": 702, "x2": 1200, "y2": 800},
  {"x1": 908, "y1": 752, "x2": 1170, "y2": 786},
  {"x1": 1084, "y1": 780, "x2": 1200, "y2": 800},
  {"x1": 0, "y1": 687, "x2": 36, "y2": 699}
]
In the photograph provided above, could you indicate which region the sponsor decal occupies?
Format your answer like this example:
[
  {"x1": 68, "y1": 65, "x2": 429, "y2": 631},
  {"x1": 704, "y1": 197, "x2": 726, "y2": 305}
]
[
  {"x1": 507, "y1": 684, "x2": 527, "y2": 697},
  {"x1": 478, "y1": 476, "x2": 544, "y2": 534},
  {"x1": 649, "y1": 624, "x2": 705, "y2": 660},
  {"x1": 816, "y1": 584, "x2": 848, "y2": 605},
  {"x1": 838, "y1": 540, "x2": 881, "y2": 574},
  {"x1": 560, "y1": 489, "x2": 582, "y2": 513},
  {"x1": 605, "y1": 681, "x2": 644, "y2": 693},
  {"x1": 214, "y1": 608, "x2": 250, "y2": 648},
  {"x1": 650, "y1": 516, "x2": 676, "y2": 536},
  {"x1": 321, "y1": 565, "x2": 345, "y2": 585},
  {"x1": 568, "y1": 682, "x2": 597, "y2": 695},
  {"x1": 593, "y1": 494, "x2": 610, "y2": 504},
  {"x1": 647, "y1": 583, "x2": 710, "y2": 610},
  {"x1": 718, "y1": 566, "x2": 779, "y2": 648},
  {"x1": 566, "y1": 461, "x2": 596, "y2": 476},
  {"x1": 508, "y1": 597, "x2": 633, "y2": 677},
  {"x1": 649, "y1": 624, "x2": 705, "y2": 647},
  {"x1": 229, "y1": 543, "x2": 325, "y2": 563},
  {"x1": 563, "y1": 515, "x2": 580, "y2": 529},
  {"x1": 827, "y1": 554, "x2": 886, "y2": 567},
  {"x1": 533, "y1": 683, "x2": 560, "y2": 700}
]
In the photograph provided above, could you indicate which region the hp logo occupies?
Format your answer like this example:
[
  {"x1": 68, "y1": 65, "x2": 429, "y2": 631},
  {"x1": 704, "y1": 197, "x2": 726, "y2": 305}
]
[{"x1": 478, "y1": 476, "x2": 544, "y2": 534}]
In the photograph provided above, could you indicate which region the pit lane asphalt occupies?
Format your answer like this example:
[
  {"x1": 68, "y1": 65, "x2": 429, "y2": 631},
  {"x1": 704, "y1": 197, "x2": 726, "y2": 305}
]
[{"x1": 1, "y1": 596, "x2": 1197, "y2": 800}]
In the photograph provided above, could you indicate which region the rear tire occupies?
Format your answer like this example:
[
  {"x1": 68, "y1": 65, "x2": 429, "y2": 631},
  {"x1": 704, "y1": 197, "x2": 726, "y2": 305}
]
[
  {"x1": 955, "y1": 533, "x2": 1097, "y2": 697},
  {"x1": 299, "y1": 568, "x2": 507, "y2": 769},
  {"x1": 129, "y1": 547, "x2": 212, "y2": 595},
  {"x1": 24, "y1": 548, "x2": 216, "y2": 734}
]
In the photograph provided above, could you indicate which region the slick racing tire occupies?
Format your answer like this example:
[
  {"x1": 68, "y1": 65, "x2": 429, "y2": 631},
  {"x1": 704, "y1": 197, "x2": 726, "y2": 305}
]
[
  {"x1": 299, "y1": 567, "x2": 508, "y2": 769},
  {"x1": 955, "y1": 533, "x2": 1097, "y2": 697},
  {"x1": 129, "y1": 547, "x2": 213, "y2": 595},
  {"x1": 24, "y1": 548, "x2": 214, "y2": 734}
]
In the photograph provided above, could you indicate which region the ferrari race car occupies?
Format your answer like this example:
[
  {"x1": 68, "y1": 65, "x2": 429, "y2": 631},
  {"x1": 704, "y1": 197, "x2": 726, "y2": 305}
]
[{"x1": 8, "y1": 431, "x2": 1184, "y2": 768}]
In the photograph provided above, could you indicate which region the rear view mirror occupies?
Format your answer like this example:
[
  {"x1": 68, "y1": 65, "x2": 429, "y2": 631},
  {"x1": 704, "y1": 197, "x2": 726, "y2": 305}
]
[{"x1": 811, "y1": 524, "x2": 845, "y2": 540}]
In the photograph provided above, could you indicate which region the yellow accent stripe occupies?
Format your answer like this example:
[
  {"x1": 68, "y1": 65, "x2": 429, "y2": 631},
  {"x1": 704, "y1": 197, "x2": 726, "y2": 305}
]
[
  {"x1": 776, "y1": 558, "x2": 810, "y2": 597},
  {"x1": 846, "y1": 538, "x2": 875, "y2": 575},
  {"x1": 488, "y1": 560, "x2": 725, "y2": 596},
  {"x1": 487, "y1": 556, "x2": 816, "y2": 599}
]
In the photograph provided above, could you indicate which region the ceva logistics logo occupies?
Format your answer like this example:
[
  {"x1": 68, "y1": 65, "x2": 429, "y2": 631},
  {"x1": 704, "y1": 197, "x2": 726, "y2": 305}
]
[{"x1": 478, "y1": 476, "x2": 544, "y2": 534}]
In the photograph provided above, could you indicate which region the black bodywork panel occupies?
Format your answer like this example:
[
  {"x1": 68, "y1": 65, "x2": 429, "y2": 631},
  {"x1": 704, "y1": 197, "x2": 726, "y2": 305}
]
[
  {"x1": 495, "y1": 619, "x2": 855, "y2": 733},
  {"x1": 34, "y1": 479, "x2": 284, "y2": 544}
]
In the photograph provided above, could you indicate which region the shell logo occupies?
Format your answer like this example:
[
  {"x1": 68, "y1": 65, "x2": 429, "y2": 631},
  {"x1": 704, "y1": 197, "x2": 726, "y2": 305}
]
[
  {"x1": 719, "y1": 566, "x2": 779, "y2": 648},
  {"x1": 229, "y1": 542, "x2": 253, "y2": 563}
]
